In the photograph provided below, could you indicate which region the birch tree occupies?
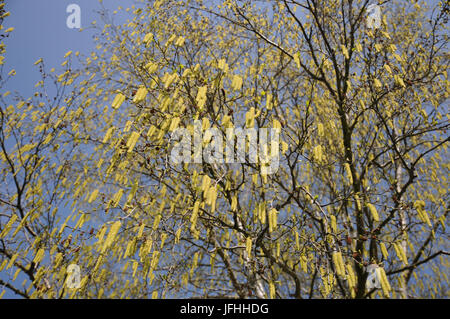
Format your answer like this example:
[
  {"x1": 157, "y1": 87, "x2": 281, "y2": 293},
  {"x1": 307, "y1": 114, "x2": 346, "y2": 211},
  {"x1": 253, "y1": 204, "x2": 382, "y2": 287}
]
[{"x1": 0, "y1": 0, "x2": 448, "y2": 299}]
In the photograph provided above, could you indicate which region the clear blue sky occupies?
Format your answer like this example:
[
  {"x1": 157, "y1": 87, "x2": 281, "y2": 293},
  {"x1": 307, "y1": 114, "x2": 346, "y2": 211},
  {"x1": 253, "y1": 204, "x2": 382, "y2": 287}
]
[{"x1": 3, "y1": 0, "x2": 134, "y2": 97}]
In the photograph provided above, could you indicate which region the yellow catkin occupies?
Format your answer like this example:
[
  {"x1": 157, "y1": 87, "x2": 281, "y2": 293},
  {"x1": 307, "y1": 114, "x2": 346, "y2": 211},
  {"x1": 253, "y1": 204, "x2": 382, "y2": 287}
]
[
  {"x1": 145, "y1": 62, "x2": 158, "y2": 73},
  {"x1": 300, "y1": 255, "x2": 308, "y2": 273},
  {"x1": 269, "y1": 282, "x2": 276, "y2": 299},
  {"x1": 416, "y1": 208, "x2": 426, "y2": 223},
  {"x1": 132, "y1": 260, "x2": 138, "y2": 278},
  {"x1": 341, "y1": 45, "x2": 349, "y2": 59},
  {"x1": 231, "y1": 196, "x2": 237, "y2": 211},
  {"x1": 231, "y1": 75, "x2": 243, "y2": 90},
  {"x1": 413, "y1": 200, "x2": 432, "y2": 226},
  {"x1": 420, "y1": 210, "x2": 432, "y2": 227},
  {"x1": 393, "y1": 242, "x2": 399, "y2": 256},
  {"x1": 317, "y1": 122, "x2": 324, "y2": 137},
  {"x1": 273, "y1": 119, "x2": 281, "y2": 129},
  {"x1": 190, "y1": 207, "x2": 198, "y2": 231},
  {"x1": 394, "y1": 74, "x2": 405, "y2": 87},
  {"x1": 169, "y1": 117, "x2": 180, "y2": 131},
  {"x1": 338, "y1": 253, "x2": 346, "y2": 276},
  {"x1": 192, "y1": 200, "x2": 200, "y2": 216},
  {"x1": 102, "y1": 127, "x2": 114, "y2": 143},
  {"x1": 295, "y1": 232, "x2": 300, "y2": 250},
  {"x1": 313, "y1": 145, "x2": 323, "y2": 162},
  {"x1": 218, "y1": 59, "x2": 228, "y2": 72},
  {"x1": 293, "y1": 52, "x2": 301, "y2": 68},
  {"x1": 112, "y1": 93, "x2": 125, "y2": 109},
  {"x1": 268, "y1": 208, "x2": 278, "y2": 232},
  {"x1": 132, "y1": 87, "x2": 148, "y2": 103},
  {"x1": 354, "y1": 193, "x2": 362, "y2": 211},
  {"x1": 394, "y1": 242, "x2": 408, "y2": 264},
  {"x1": 373, "y1": 78, "x2": 382, "y2": 89},
  {"x1": 266, "y1": 93, "x2": 273, "y2": 110},
  {"x1": 367, "y1": 203, "x2": 379, "y2": 222},
  {"x1": 380, "y1": 242, "x2": 389, "y2": 259},
  {"x1": 344, "y1": 163, "x2": 353, "y2": 184},
  {"x1": 196, "y1": 86, "x2": 207, "y2": 109},
  {"x1": 245, "y1": 237, "x2": 252, "y2": 257},
  {"x1": 126, "y1": 131, "x2": 140, "y2": 153},
  {"x1": 202, "y1": 117, "x2": 210, "y2": 130},
  {"x1": 175, "y1": 36, "x2": 185, "y2": 46},
  {"x1": 346, "y1": 263, "x2": 356, "y2": 288},
  {"x1": 163, "y1": 73, "x2": 178, "y2": 89},
  {"x1": 123, "y1": 240, "x2": 134, "y2": 259},
  {"x1": 0, "y1": 215, "x2": 18, "y2": 238},
  {"x1": 245, "y1": 107, "x2": 255, "y2": 128},
  {"x1": 206, "y1": 186, "x2": 217, "y2": 213},
  {"x1": 33, "y1": 248, "x2": 45, "y2": 264},
  {"x1": 333, "y1": 251, "x2": 345, "y2": 277},
  {"x1": 143, "y1": 33, "x2": 154, "y2": 43},
  {"x1": 376, "y1": 267, "x2": 391, "y2": 297},
  {"x1": 102, "y1": 220, "x2": 121, "y2": 252},
  {"x1": 222, "y1": 114, "x2": 231, "y2": 127},
  {"x1": 112, "y1": 189, "x2": 123, "y2": 207},
  {"x1": 383, "y1": 64, "x2": 392, "y2": 73},
  {"x1": 332, "y1": 252, "x2": 340, "y2": 275},
  {"x1": 201, "y1": 175, "x2": 211, "y2": 193},
  {"x1": 88, "y1": 189, "x2": 99, "y2": 203},
  {"x1": 330, "y1": 215, "x2": 337, "y2": 233},
  {"x1": 137, "y1": 223, "x2": 145, "y2": 238},
  {"x1": 259, "y1": 203, "x2": 266, "y2": 224},
  {"x1": 175, "y1": 228, "x2": 182, "y2": 244}
]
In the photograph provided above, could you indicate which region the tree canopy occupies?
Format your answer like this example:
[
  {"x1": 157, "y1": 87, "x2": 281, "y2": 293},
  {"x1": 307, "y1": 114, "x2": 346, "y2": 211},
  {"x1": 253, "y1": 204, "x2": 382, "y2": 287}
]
[{"x1": 0, "y1": 0, "x2": 449, "y2": 299}]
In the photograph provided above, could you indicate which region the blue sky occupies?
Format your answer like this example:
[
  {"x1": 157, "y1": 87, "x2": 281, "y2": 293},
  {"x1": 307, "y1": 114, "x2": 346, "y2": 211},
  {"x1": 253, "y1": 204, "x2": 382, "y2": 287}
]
[{"x1": 3, "y1": 0, "x2": 134, "y2": 97}]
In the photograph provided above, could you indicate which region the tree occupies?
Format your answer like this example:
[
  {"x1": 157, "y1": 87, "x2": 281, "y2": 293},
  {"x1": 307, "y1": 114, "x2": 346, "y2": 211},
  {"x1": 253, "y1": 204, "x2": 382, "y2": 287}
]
[
  {"x1": 0, "y1": 1, "x2": 96, "y2": 298},
  {"x1": 0, "y1": 0, "x2": 448, "y2": 299}
]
